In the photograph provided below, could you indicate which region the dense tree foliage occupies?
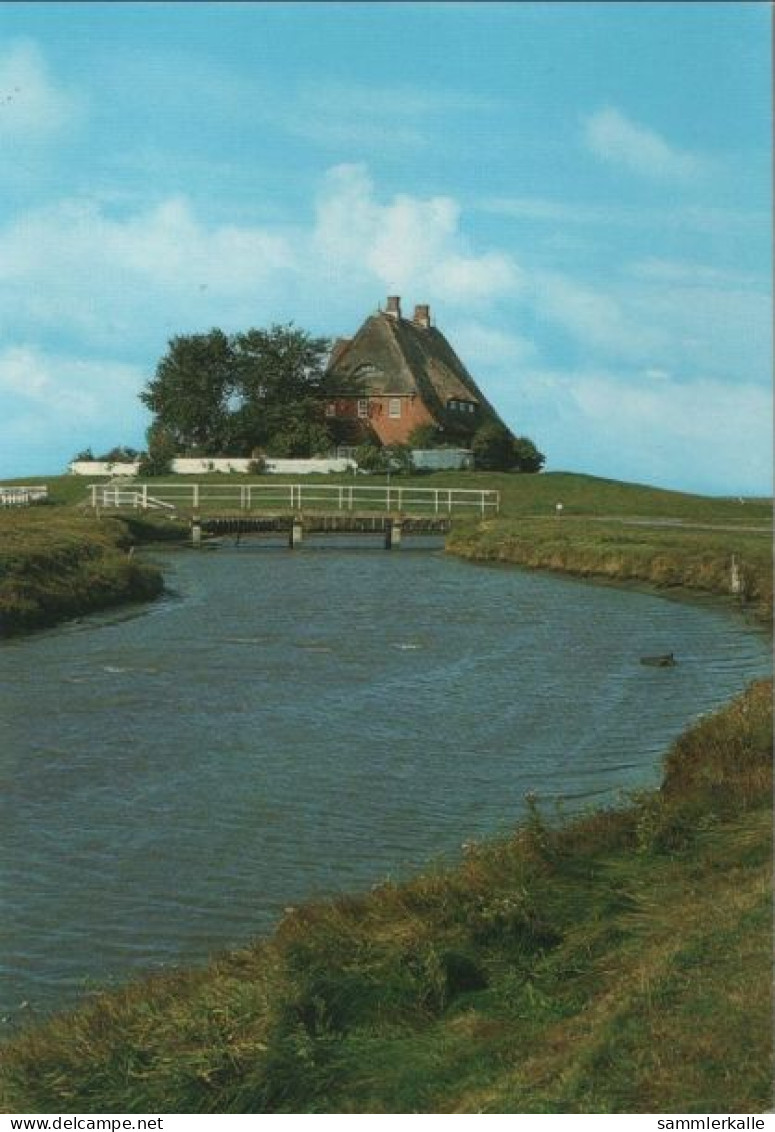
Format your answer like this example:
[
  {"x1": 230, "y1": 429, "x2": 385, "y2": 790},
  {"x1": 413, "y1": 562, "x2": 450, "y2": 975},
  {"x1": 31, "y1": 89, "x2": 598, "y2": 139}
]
[
  {"x1": 139, "y1": 325, "x2": 350, "y2": 458},
  {"x1": 511, "y1": 435, "x2": 546, "y2": 473},
  {"x1": 472, "y1": 423, "x2": 545, "y2": 472}
]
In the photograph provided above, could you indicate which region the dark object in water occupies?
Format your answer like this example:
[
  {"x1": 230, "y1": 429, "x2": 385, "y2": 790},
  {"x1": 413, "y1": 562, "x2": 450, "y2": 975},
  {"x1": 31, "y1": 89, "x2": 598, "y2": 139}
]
[{"x1": 640, "y1": 653, "x2": 677, "y2": 668}]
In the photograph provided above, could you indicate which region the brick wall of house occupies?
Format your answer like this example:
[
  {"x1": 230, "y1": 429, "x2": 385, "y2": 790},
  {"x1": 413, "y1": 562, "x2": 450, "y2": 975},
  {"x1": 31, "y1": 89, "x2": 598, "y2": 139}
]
[
  {"x1": 326, "y1": 395, "x2": 436, "y2": 445},
  {"x1": 368, "y1": 395, "x2": 435, "y2": 445}
]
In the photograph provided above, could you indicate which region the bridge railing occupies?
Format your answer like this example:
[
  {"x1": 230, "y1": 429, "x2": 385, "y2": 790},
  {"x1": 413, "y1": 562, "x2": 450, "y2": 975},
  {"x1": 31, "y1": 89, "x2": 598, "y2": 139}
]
[{"x1": 89, "y1": 482, "x2": 500, "y2": 516}]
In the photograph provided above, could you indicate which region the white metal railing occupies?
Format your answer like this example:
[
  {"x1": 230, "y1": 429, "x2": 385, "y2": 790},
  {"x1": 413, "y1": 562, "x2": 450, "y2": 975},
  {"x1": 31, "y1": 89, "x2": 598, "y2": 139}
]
[
  {"x1": 0, "y1": 485, "x2": 48, "y2": 507},
  {"x1": 89, "y1": 482, "x2": 500, "y2": 516}
]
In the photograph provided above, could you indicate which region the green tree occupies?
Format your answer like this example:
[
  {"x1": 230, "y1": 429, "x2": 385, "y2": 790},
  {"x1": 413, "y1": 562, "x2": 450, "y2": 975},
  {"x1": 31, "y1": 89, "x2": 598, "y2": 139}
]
[
  {"x1": 512, "y1": 435, "x2": 546, "y2": 473},
  {"x1": 471, "y1": 423, "x2": 518, "y2": 471},
  {"x1": 230, "y1": 325, "x2": 334, "y2": 453},
  {"x1": 140, "y1": 324, "x2": 340, "y2": 457},
  {"x1": 471, "y1": 424, "x2": 545, "y2": 472},
  {"x1": 140, "y1": 329, "x2": 234, "y2": 455},
  {"x1": 138, "y1": 424, "x2": 178, "y2": 476}
]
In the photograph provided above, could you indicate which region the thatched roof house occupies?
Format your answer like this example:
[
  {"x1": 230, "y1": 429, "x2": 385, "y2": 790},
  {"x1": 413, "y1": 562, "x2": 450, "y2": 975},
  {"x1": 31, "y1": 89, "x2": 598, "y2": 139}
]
[{"x1": 324, "y1": 296, "x2": 510, "y2": 446}]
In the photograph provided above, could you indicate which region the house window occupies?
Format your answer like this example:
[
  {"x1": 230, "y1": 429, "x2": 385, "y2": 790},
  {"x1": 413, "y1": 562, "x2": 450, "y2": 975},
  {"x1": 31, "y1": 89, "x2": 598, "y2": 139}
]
[
  {"x1": 326, "y1": 403, "x2": 336, "y2": 418},
  {"x1": 357, "y1": 399, "x2": 369, "y2": 418},
  {"x1": 388, "y1": 398, "x2": 401, "y2": 419}
]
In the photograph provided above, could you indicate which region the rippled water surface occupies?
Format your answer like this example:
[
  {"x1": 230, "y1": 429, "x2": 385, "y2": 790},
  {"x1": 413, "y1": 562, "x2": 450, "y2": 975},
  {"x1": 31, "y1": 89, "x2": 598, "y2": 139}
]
[{"x1": 1, "y1": 542, "x2": 770, "y2": 1019}]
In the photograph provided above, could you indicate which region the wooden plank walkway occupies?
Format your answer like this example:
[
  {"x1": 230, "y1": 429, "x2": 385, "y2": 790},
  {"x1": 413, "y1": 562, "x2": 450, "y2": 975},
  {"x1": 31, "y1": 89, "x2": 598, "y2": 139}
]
[
  {"x1": 199, "y1": 513, "x2": 451, "y2": 535},
  {"x1": 194, "y1": 512, "x2": 451, "y2": 549}
]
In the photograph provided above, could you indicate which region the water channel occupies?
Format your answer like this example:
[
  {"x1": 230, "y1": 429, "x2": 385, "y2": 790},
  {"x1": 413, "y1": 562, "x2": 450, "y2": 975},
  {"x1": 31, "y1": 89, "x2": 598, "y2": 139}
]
[{"x1": 1, "y1": 541, "x2": 771, "y2": 1021}]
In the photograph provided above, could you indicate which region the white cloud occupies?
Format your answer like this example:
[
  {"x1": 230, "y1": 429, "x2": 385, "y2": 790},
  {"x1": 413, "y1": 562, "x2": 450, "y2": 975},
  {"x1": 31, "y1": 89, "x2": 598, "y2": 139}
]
[
  {"x1": 582, "y1": 107, "x2": 707, "y2": 182},
  {"x1": 0, "y1": 196, "x2": 296, "y2": 350},
  {"x1": 0, "y1": 40, "x2": 82, "y2": 141},
  {"x1": 314, "y1": 164, "x2": 521, "y2": 304},
  {"x1": 280, "y1": 81, "x2": 498, "y2": 152},
  {"x1": 514, "y1": 368, "x2": 772, "y2": 494},
  {"x1": 0, "y1": 346, "x2": 148, "y2": 476},
  {"x1": 450, "y1": 322, "x2": 538, "y2": 369},
  {"x1": 522, "y1": 263, "x2": 770, "y2": 387},
  {"x1": 0, "y1": 166, "x2": 518, "y2": 354},
  {"x1": 530, "y1": 272, "x2": 666, "y2": 361},
  {"x1": 628, "y1": 257, "x2": 761, "y2": 289}
]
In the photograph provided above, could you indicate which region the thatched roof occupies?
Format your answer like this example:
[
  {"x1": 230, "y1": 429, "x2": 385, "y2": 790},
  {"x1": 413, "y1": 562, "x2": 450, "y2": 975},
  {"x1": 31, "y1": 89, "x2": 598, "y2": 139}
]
[{"x1": 326, "y1": 304, "x2": 508, "y2": 433}]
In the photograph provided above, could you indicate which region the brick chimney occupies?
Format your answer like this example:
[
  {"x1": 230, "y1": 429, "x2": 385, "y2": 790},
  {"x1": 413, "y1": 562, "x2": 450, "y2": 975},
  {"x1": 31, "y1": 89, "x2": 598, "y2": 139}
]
[
  {"x1": 385, "y1": 295, "x2": 402, "y2": 319},
  {"x1": 413, "y1": 303, "x2": 431, "y2": 328}
]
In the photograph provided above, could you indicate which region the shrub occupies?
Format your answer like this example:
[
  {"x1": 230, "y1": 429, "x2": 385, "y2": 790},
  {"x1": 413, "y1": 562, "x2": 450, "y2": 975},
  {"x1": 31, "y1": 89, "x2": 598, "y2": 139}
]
[
  {"x1": 408, "y1": 423, "x2": 446, "y2": 449},
  {"x1": 471, "y1": 425, "x2": 545, "y2": 472}
]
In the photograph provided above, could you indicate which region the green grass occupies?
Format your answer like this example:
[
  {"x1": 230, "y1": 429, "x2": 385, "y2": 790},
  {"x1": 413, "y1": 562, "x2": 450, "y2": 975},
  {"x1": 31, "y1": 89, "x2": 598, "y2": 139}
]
[
  {"x1": 2, "y1": 468, "x2": 772, "y2": 522},
  {"x1": 447, "y1": 517, "x2": 773, "y2": 623},
  {"x1": 0, "y1": 680, "x2": 771, "y2": 1113},
  {"x1": 0, "y1": 511, "x2": 164, "y2": 635}
]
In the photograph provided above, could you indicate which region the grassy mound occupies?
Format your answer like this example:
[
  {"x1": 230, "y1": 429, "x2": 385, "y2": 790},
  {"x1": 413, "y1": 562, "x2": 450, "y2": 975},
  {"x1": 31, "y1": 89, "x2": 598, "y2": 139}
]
[
  {"x1": 0, "y1": 512, "x2": 164, "y2": 635},
  {"x1": 1, "y1": 681, "x2": 770, "y2": 1114},
  {"x1": 447, "y1": 517, "x2": 773, "y2": 623}
]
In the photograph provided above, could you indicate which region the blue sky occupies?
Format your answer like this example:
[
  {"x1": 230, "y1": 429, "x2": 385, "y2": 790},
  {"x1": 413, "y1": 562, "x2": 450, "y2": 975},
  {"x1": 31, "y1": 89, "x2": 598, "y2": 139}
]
[{"x1": 0, "y1": 1, "x2": 770, "y2": 493}]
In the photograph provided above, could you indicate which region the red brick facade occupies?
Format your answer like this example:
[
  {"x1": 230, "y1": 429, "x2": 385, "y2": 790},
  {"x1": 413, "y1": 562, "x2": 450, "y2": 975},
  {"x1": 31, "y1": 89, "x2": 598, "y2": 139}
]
[{"x1": 326, "y1": 393, "x2": 436, "y2": 446}]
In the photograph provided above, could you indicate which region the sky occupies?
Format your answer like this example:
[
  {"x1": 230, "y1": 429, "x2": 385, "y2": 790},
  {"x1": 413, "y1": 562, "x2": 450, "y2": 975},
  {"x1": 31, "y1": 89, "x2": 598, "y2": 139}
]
[{"x1": 0, "y1": 0, "x2": 770, "y2": 494}]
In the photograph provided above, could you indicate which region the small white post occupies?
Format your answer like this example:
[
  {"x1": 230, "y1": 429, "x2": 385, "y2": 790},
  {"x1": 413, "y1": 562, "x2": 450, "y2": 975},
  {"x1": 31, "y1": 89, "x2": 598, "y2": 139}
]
[
  {"x1": 142, "y1": 484, "x2": 148, "y2": 510},
  {"x1": 193, "y1": 484, "x2": 200, "y2": 509},
  {"x1": 730, "y1": 554, "x2": 742, "y2": 595},
  {"x1": 385, "y1": 518, "x2": 402, "y2": 550}
]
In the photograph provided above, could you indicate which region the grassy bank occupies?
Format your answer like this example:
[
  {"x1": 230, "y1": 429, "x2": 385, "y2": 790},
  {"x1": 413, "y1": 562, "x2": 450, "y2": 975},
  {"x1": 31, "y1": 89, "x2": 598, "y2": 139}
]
[
  {"x1": 0, "y1": 511, "x2": 165, "y2": 636},
  {"x1": 447, "y1": 517, "x2": 773, "y2": 624},
  {"x1": 1, "y1": 680, "x2": 771, "y2": 1114}
]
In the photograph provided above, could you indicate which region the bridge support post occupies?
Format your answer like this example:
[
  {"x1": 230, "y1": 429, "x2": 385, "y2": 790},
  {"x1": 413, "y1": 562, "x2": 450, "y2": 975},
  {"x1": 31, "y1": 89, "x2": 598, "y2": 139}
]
[
  {"x1": 191, "y1": 516, "x2": 202, "y2": 548},
  {"x1": 290, "y1": 517, "x2": 303, "y2": 549},
  {"x1": 385, "y1": 519, "x2": 402, "y2": 550}
]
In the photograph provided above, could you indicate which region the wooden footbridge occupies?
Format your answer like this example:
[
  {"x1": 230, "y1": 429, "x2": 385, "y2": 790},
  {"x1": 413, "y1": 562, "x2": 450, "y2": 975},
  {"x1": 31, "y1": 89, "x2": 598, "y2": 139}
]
[{"x1": 88, "y1": 481, "x2": 500, "y2": 549}]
